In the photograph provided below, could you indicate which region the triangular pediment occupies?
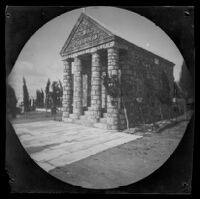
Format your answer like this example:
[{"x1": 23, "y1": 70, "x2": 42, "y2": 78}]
[{"x1": 60, "y1": 13, "x2": 114, "y2": 56}]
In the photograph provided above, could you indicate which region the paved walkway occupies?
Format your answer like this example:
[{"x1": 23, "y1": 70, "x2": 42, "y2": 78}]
[{"x1": 12, "y1": 121, "x2": 142, "y2": 172}]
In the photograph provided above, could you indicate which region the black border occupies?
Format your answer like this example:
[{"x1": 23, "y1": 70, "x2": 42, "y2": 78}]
[{"x1": 3, "y1": 2, "x2": 198, "y2": 197}]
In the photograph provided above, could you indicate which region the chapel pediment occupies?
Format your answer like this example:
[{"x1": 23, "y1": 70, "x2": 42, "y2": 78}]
[{"x1": 60, "y1": 13, "x2": 114, "y2": 56}]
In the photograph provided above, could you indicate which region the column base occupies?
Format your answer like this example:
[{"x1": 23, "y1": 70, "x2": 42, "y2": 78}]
[
  {"x1": 63, "y1": 117, "x2": 73, "y2": 123},
  {"x1": 62, "y1": 112, "x2": 70, "y2": 118},
  {"x1": 107, "y1": 129, "x2": 119, "y2": 132},
  {"x1": 69, "y1": 113, "x2": 80, "y2": 119}
]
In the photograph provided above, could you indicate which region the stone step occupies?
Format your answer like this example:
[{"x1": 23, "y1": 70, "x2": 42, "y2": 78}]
[
  {"x1": 62, "y1": 118, "x2": 73, "y2": 123},
  {"x1": 103, "y1": 113, "x2": 107, "y2": 118},
  {"x1": 74, "y1": 119, "x2": 93, "y2": 127},
  {"x1": 93, "y1": 122, "x2": 107, "y2": 129},
  {"x1": 88, "y1": 107, "x2": 93, "y2": 111},
  {"x1": 80, "y1": 115, "x2": 87, "y2": 120},
  {"x1": 69, "y1": 114, "x2": 79, "y2": 119},
  {"x1": 84, "y1": 111, "x2": 91, "y2": 117},
  {"x1": 99, "y1": 117, "x2": 107, "y2": 123}
]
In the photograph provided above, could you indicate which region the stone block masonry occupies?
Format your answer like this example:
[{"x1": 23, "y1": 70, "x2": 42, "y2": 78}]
[
  {"x1": 62, "y1": 59, "x2": 72, "y2": 118},
  {"x1": 73, "y1": 57, "x2": 83, "y2": 118},
  {"x1": 89, "y1": 51, "x2": 102, "y2": 122},
  {"x1": 107, "y1": 48, "x2": 120, "y2": 130}
]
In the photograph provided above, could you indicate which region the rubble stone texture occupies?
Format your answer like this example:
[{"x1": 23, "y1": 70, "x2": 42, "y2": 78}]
[
  {"x1": 107, "y1": 48, "x2": 120, "y2": 130},
  {"x1": 89, "y1": 51, "x2": 102, "y2": 121},
  {"x1": 62, "y1": 59, "x2": 72, "y2": 118},
  {"x1": 73, "y1": 57, "x2": 83, "y2": 118}
]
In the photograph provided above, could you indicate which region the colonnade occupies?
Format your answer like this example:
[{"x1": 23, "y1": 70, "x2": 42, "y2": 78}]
[{"x1": 62, "y1": 47, "x2": 120, "y2": 130}]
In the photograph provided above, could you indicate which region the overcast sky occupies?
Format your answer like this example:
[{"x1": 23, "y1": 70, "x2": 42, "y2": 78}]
[{"x1": 8, "y1": 6, "x2": 183, "y2": 102}]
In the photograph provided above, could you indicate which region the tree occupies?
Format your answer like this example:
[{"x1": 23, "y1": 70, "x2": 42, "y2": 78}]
[
  {"x1": 179, "y1": 61, "x2": 194, "y2": 100},
  {"x1": 36, "y1": 90, "x2": 40, "y2": 108},
  {"x1": 45, "y1": 79, "x2": 51, "y2": 110},
  {"x1": 58, "y1": 80, "x2": 63, "y2": 107},
  {"x1": 35, "y1": 89, "x2": 45, "y2": 108},
  {"x1": 41, "y1": 89, "x2": 44, "y2": 108},
  {"x1": 6, "y1": 84, "x2": 18, "y2": 118},
  {"x1": 29, "y1": 98, "x2": 32, "y2": 111},
  {"x1": 173, "y1": 81, "x2": 183, "y2": 119},
  {"x1": 32, "y1": 99, "x2": 36, "y2": 110},
  {"x1": 51, "y1": 81, "x2": 60, "y2": 117},
  {"x1": 102, "y1": 73, "x2": 131, "y2": 130},
  {"x1": 23, "y1": 77, "x2": 30, "y2": 112},
  {"x1": 178, "y1": 61, "x2": 194, "y2": 119}
]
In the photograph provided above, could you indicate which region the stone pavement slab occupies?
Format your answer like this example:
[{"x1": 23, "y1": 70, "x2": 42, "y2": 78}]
[{"x1": 12, "y1": 121, "x2": 142, "y2": 172}]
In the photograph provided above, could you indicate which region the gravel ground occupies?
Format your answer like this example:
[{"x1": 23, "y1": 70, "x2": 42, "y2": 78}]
[
  {"x1": 49, "y1": 120, "x2": 189, "y2": 189},
  {"x1": 10, "y1": 111, "x2": 192, "y2": 189}
]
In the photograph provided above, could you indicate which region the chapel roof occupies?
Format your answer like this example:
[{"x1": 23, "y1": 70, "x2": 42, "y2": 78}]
[{"x1": 60, "y1": 12, "x2": 175, "y2": 67}]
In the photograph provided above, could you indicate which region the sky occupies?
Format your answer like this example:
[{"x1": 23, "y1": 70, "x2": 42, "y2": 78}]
[{"x1": 8, "y1": 6, "x2": 183, "y2": 103}]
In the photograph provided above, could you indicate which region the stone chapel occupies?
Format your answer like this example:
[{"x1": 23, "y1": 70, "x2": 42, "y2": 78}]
[{"x1": 60, "y1": 13, "x2": 175, "y2": 131}]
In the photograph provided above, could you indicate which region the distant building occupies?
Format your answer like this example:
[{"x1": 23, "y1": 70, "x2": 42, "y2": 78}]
[{"x1": 60, "y1": 13, "x2": 174, "y2": 130}]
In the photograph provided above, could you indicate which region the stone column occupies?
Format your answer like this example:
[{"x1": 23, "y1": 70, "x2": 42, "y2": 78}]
[
  {"x1": 73, "y1": 56, "x2": 83, "y2": 118},
  {"x1": 107, "y1": 47, "x2": 120, "y2": 130},
  {"x1": 90, "y1": 51, "x2": 102, "y2": 121},
  {"x1": 62, "y1": 59, "x2": 72, "y2": 119},
  {"x1": 101, "y1": 79, "x2": 106, "y2": 110},
  {"x1": 101, "y1": 66, "x2": 107, "y2": 111}
]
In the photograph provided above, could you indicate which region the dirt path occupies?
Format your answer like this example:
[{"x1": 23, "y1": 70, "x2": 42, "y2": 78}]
[{"x1": 49, "y1": 121, "x2": 188, "y2": 189}]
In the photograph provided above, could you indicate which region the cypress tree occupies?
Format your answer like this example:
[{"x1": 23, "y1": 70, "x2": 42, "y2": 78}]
[
  {"x1": 7, "y1": 84, "x2": 18, "y2": 118},
  {"x1": 23, "y1": 77, "x2": 30, "y2": 112},
  {"x1": 41, "y1": 89, "x2": 44, "y2": 108},
  {"x1": 45, "y1": 79, "x2": 51, "y2": 109},
  {"x1": 58, "y1": 80, "x2": 63, "y2": 107}
]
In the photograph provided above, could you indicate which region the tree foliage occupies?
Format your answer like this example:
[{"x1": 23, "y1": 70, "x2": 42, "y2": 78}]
[
  {"x1": 7, "y1": 84, "x2": 18, "y2": 118},
  {"x1": 102, "y1": 73, "x2": 120, "y2": 99},
  {"x1": 50, "y1": 81, "x2": 63, "y2": 115},
  {"x1": 178, "y1": 61, "x2": 194, "y2": 100},
  {"x1": 102, "y1": 73, "x2": 131, "y2": 129},
  {"x1": 23, "y1": 77, "x2": 30, "y2": 112},
  {"x1": 173, "y1": 82, "x2": 183, "y2": 99},
  {"x1": 36, "y1": 79, "x2": 63, "y2": 112},
  {"x1": 45, "y1": 79, "x2": 51, "y2": 108},
  {"x1": 58, "y1": 80, "x2": 63, "y2": 107},
  {"x1": 51, "y1": 81, "x2": 60, "y2": 108},
  {"x1": 36, "y1": 89, "x2": 44, "y2": 108}
]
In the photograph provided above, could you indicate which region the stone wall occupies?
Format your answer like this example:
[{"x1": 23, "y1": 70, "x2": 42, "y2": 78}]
[{"x1": 119, "y1": 47, "x2": 174, "y2": 129}]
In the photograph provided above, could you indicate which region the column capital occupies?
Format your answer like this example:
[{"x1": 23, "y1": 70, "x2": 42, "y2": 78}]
[
  {"x1": 107, "y1": 47, "x2": 119, "y2": 53},
  {"x1": 61, "y1": 57, "x2": 72, "y2": 62},
  {"x1": 63, "y1": 58, "x2": 72, "y2": 72},
  {"x1": 91, "y1": 49, "x2": 100, "y2": 55},
  {"x1": 73, "y1": 55, "x2": 82, "y2": 62}
]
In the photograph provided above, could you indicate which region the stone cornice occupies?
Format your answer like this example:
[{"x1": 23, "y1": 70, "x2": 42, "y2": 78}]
[{"x1": 62, "y1": 41, "x2": 116, "y2": 59}]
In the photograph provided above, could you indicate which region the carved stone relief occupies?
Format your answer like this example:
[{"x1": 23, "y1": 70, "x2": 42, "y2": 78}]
[{"x1": 64, "y1": 18, "x2": 112, "y2": 54}]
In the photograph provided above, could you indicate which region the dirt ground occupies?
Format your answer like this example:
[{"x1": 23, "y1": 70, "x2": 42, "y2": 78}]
[
  {"x1": 49, "y1": 120, "x2": 189, "y2": 189},
  {"x1": 10, "y1": 111, "x2": 192, "y2": 189}
]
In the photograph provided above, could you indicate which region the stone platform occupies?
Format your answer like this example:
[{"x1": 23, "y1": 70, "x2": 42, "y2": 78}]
[
  {"x1": 64, "y1": 110, "x2": 108, "y2": 129},
  {"x1": 12, "y1": 121, "x2": 142, "y2": 172}
]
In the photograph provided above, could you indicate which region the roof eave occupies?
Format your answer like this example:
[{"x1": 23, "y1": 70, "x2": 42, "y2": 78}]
[{"x1": 114, "y1": 35, "x2": 175, "y2": 67}]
